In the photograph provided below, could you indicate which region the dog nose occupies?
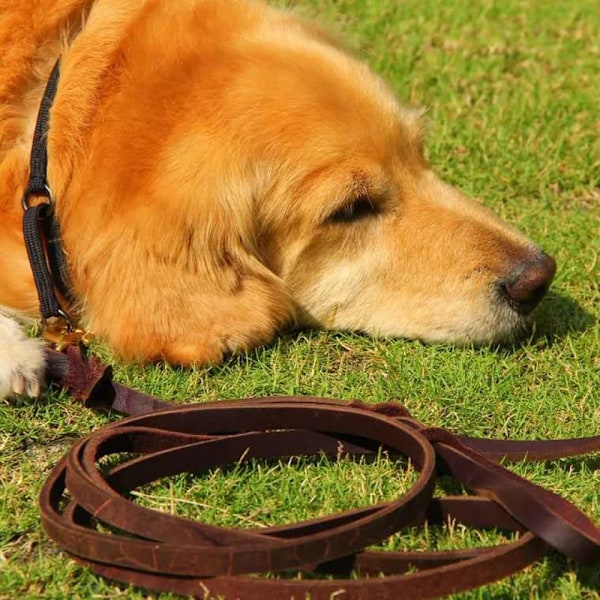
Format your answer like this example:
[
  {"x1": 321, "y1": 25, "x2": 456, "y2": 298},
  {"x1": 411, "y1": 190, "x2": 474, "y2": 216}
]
[{"x1": 500, "y1": 251, "x2": 557, "y2": 315}]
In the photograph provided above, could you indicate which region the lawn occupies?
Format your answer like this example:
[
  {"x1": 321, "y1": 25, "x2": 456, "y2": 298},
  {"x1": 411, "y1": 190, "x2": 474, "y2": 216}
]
[{"x1": 1, "y1": 0, "x2": 599, "y2": 598}]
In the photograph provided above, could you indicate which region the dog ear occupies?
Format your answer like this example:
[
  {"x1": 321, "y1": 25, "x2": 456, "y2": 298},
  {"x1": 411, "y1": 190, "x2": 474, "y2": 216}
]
[
  {"x1": 73, "y1": 164, "x2": 295, "y2": 366},
  {"x1": 155, "y1": 243, "x2": 295, "y2": 366}
]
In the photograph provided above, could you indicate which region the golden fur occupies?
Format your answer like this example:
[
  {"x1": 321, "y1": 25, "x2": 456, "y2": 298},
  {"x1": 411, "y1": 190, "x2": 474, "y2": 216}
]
[{"x1": 0, "y1": 0, "x2": 554, "y2": 370}]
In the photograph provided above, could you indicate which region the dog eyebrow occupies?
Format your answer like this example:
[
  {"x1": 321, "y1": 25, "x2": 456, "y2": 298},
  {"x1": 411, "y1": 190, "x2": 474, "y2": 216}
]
[
  {"x1": 294, "y1": 162, "x2": 387, "y2": 224},
  {"x1": 349, "y1": 171, "x2": 371, "y2": 195},
  {"x1": 328, "y1": 167, "x2": 396, "y2": 218},
  {"x1": 321, "y1": 179, "x2": 373, "y2": 221}
]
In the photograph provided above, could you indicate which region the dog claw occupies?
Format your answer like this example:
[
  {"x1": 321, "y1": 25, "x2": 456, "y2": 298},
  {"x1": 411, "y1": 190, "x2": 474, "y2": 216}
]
[
  {"x1": 8, "y1": 371, "x2": 43, "y2": 398},
  {"x1": 26, "y1": 378, "x2": 41, "y2": 398},
  {"x1": 12, "y1": 373, "x2": 25, "y2": 396}
]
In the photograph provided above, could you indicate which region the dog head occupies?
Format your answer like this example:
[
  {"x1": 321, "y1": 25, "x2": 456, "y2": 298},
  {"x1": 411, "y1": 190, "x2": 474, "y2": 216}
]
[
  {"x1": 49, "y1": 1, "x2": 555, "y2": 360},
  {"x1": 230, "y1": 29, "x2": 556, "y2": 344}
]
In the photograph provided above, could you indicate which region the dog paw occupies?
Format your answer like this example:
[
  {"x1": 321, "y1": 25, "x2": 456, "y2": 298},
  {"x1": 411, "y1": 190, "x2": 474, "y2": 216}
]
[{"x1": 0, "y1": 315, "x2": 46, "y2": 400}]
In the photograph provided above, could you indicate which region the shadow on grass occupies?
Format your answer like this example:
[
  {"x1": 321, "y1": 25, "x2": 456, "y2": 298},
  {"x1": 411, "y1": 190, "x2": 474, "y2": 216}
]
[
  {"x1": 550, "y1": 454, "x2": 600, "y2": 472},
  {"x1": 531, "y1": 291, "x2": 597, "y2": 343},
  {"x1": 522, "y1": 552, "x2": 600, "y2": 595},
  {"x1": 212, "y1": 328, "x2": 370, "y2": 372},
  {"x1": 574, "y1": 561, "x2": 600, "y2": 591},
  {"x1": 489, "y1": 291, "x2": 596, "y2": 357}
]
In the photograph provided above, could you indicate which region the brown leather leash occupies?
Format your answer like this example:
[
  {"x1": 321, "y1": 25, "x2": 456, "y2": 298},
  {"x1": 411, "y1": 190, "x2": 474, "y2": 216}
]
[{"x1": 40, "y1": 348, "x2": 600, "y2": 599}]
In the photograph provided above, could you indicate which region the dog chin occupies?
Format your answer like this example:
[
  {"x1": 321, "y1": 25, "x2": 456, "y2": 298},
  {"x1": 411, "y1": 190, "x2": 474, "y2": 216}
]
[
  {"x1": 411, "y1": 310, "x2": 530, "y2": 346},
  {"x1": 317, "y1": 301, "x2": 530, "y2": 347}
]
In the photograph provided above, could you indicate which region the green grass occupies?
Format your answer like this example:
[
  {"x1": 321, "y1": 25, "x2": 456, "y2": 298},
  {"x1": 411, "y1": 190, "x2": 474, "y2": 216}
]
[{"x1": 1, "y1": 0, "x2": 599, "y2": 598}]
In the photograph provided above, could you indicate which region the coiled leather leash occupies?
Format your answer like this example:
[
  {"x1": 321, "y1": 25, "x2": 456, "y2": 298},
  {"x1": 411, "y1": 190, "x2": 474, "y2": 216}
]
[{"x1": 40, "y1": 348, "x2": 600, "y2": 599}]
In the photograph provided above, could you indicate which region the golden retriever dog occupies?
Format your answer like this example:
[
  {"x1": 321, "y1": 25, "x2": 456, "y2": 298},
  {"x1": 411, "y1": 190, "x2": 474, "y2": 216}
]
[{"x1": 0, "y1": 0, "x2": 556, "y2": 398}]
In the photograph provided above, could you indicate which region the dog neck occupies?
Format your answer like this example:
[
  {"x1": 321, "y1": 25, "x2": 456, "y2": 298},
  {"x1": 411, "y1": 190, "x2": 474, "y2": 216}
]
[
  {"x1": 48, "y1": 0, "x2": 150, "y2": 204},
  {"x1": 0, "y1": 0, "x2": 146, "y2": 316}
]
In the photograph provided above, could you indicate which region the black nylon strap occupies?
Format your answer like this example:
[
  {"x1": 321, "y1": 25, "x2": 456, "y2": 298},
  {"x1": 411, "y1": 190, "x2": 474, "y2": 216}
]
[
  {"x1": 21, "y1": 60, "x2": 73, "y2": 321},
  {"x1": 23, "y1": 204, "x2": 63, "y2": 320},
  {"x1": 45, "y1": 215, "x2": 73, "y2": 303},
  {"x1": 24, "y1": 61, "x2": 60, "y2": 198}
]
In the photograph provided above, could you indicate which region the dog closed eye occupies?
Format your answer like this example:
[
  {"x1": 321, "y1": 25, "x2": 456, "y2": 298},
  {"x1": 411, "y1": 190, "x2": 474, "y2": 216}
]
[{"x1": 328, "y1": 195, "x2": 379, "y2": 224}]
